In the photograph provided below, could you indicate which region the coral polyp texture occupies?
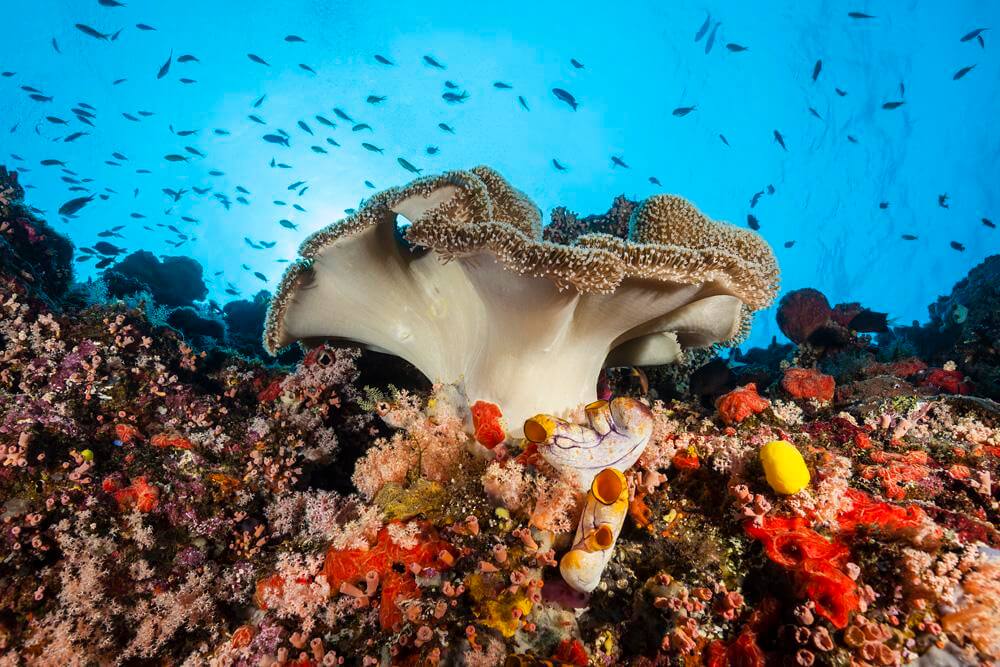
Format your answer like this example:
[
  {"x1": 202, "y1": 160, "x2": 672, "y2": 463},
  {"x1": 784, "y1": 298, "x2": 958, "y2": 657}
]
[
  {"x1": 265, "y1": 166, "x2": 779, "y2": 433},
  {"x1": 2, "y1": 168, "x2": 1000, "y2": 665}
]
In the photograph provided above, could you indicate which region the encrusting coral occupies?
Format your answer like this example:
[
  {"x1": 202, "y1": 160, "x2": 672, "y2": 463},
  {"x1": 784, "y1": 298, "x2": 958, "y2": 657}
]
[{"x1": 265, "y1": 166, "x2": 779, "y2": 433}]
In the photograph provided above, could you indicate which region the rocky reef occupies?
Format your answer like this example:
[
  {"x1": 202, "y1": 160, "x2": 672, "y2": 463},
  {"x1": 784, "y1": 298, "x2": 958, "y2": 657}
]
[{"x1": 1, "y1": 167, "x2": 998, "y2": 665}]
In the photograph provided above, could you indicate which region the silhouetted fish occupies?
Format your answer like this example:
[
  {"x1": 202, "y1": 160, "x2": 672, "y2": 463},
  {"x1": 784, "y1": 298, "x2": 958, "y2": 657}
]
[
  {"x1": 902, "y1": 234, "x2": 918, "y2": 241},
  {"x1": 397, "y1": 157, "x2": 422, "y2": 174},
  {"x1": 983, "y1": 218, "x2": 996, "y2": 229},
  {"x1": 939, "y1": 193, "x2": 949, "y2": 208},
  {"x1": 571, "y1": 58, "x2": 584, "y2": 68},
  {"x1": 848, "y1": 309, "x2": 889, "y2": 333},
  {"x1": 953, "y1": 65, "x2": 975, "y2": 80},
  {"x1": 374, "y1": 54, "x2": 394, "y2": 65},
  {"x1": 950, "y1": 241, "x2": 965, "y2": 251},
  {"x1": 694, "y1": 14, "x2": 711, "y2": 42},
  {"x1": 611, "y1": 156, "x2": 629, "y2": 168},
  {"x1": 285, "y1": 35, "x2": 306, "y2": 42},
  {"x1": 649, "y1": 176, "x2": 661, "y2": 186},
  {"x1": 423, "y1": 55, "x2": 446, "y2": 69},
  {"x1": 727, "y1": 43, "x2": 748, "y2": 52},
  {"x1": 157, "y1": 51, "x2": 172, "y2": 79},
  {"x1": 362, "y1": 142, "x2": 383, "y2": 153},
  {"x1": 518, "y1": 96, "x2": 529, "y2": 111},
  {"x1": 552, "y1": 159, "x2": 567, "y2": 171},
  {"x1": 719, "y1": 134, "x2": 730, "y2": 146},
  {"x1": 773, "y1": 129, "x2": 787, "y2": 151},
  {"x1": 847, "y1": 11, "x2": 875, "y2": 19},
  {"x1": 705, "y1": 22, "x2": 720, "y2": 53},
  {"x1": 882, "y1": 101, "x2": 904, "y2": 109},
  {"x1": 552, "y1": 88, "x2": 578, "y2": 110},
  {"x1": 672, "y1": 106, "x2": 696, "y2": 117},
  {"x1": 747, "y1": 214, "x2": 760, "y2": 230},
  {"x1": 58, "y1": 195, "x2": 94, "y2": 216},
  {"x1": 248, "y1": 53, "x2": 270, "y2": 66}
]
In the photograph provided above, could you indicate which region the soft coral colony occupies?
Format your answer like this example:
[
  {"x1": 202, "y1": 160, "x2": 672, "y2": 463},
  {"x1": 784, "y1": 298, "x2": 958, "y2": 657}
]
[{"x1": 0, "y1": 166, "x2": 996, "y2": 665}]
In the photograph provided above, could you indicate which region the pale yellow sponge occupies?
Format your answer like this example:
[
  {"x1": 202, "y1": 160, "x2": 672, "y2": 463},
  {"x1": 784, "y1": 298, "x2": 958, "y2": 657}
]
[{"x1": 760, "y1": 439, "x2": 810, "y2": 495}]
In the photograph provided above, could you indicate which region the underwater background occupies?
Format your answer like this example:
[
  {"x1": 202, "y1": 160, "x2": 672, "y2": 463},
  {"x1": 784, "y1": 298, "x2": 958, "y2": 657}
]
[{"x1": 3, "y1": 0, "x2": 998, "y2": 348}]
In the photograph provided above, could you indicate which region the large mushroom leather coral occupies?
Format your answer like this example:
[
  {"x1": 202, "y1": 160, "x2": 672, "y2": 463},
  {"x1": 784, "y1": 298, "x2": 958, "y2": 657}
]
[{"x1": 264, "y1": 166, "x2": 779, "y2": 434}]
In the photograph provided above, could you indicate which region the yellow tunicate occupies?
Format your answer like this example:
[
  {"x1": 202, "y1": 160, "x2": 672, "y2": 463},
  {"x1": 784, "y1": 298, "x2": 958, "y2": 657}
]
[
  {"x1": 81, "y1": 449, "x2": 94, "y2": 462},
  {"x1": 760, "y1": 439, "x2": 810, "y2": 495}
]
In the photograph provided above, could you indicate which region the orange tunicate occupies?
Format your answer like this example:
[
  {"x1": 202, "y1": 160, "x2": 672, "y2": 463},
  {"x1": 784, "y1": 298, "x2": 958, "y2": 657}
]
[
  {"x1": 254, "y1": 573, "x2": 285, "y2": 609},
  {"x1": 716, "y1": 383, "x2": 770, "y2": 425},
  {"x1": 230, "y1": 624, "x2": 255, "y2": 648},
  {"x1": 115, "y1": 423, "x2": 143, "y2": 444},
  {"x1": 150, "y1": 433, "x2": 193, "y2": 450},
  {"x1": 471, "y1": 400, "x2": 505, "y2": 449},
  {"x1": 781, "y1": 368, "x2": 835, "y2": 402},
  {"x1": 113, "y1": 476, "x2": 160, "y2": 513}
]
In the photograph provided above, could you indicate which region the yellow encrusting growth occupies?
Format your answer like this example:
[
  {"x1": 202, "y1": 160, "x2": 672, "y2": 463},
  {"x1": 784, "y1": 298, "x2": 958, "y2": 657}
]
[{"x1": 760, "y1": 439, "x2": 811, "y2": 495}]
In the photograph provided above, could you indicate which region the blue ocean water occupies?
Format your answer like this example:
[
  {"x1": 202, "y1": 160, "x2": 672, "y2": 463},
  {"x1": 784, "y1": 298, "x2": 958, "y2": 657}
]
[{"x1": 3, "y1": 0, "x2": 997, "y2": 350}]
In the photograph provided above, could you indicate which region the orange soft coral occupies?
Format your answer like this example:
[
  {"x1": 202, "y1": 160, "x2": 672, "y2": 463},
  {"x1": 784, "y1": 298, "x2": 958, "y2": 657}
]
[
  {"x1": 716, "y1": 383, "x2": 770, "y2": 425},
  {"x1": 781, "y1": 368, "x2": 835, "y2": 402}
]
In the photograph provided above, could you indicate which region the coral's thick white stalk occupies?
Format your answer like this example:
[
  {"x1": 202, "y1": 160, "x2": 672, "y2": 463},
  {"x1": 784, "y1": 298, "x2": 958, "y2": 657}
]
[{"x1": 559, "y1": 467, "x2": 630, "y2": 593}]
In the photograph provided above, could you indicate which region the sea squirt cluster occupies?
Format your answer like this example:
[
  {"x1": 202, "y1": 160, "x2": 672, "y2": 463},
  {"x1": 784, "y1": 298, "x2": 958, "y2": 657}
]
[{"x1": 1, "y1": 165, "x2": 999, "y2": 664}]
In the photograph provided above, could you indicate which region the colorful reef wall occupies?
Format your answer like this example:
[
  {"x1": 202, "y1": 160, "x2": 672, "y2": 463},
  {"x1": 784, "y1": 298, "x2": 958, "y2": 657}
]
[{"x1": 1, "y1": 165, "x2": 998, "y2": 665}]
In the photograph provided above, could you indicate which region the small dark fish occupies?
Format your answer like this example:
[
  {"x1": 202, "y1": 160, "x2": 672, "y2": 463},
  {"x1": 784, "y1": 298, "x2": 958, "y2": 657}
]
[
  {"x1": 879, "y1": 202, "x2": 889, "y2": 209},
  {"x1": 177, "y1": 54, "x2": 199, "y2": 63},
  {"x1": 298, "y1": 120, "x2": 313, "y2": 135},
  {"x1": 46, "y1": 116, "x2": 68, "y2": 124},
  {"x1": 982, "y1": 217, "x2": 995, "y2": 229},
  {"x1": 77, "y1": 255, "x2": 93, "y2": 262},
  {"x1": 882, "y1": 101, "x2": 905, "y2": 110},
  {"x1": 552, "y1": 159, "x2": 567, "y2": 171},
  {"x1": 310, "y1": 145, "x2": 328, "y2": 154},
  {"x1": 953, "y1": 65, "x2": 975, "y2": 80},
  {"x1": 784, "y1": 241, "x2": 795, "y2": 248},
  {"x1": 694, "y1": 13, "x2": 711, "y2": 42},
  {"x1": 29, "y1": 94, "x2": 54, "y2": 102},
  {"x1": 52, "y1": 38, "x2": 61, "y2": 53},
  {"x1": 812, "y1": 59, "x2": 822, "y2": 82},
  {"x1": 425, "y1": 146, "x2": 439, "y2": 155},
  {"x1": 939, "y1": 193, "x2": 950, "y2": 208},
  {"x1": 40, "y1": 159, "x2": 66, "y2": 166},
  {"x1": 112, "y1": 78, "x2": 126, "y2": 85},
  {"x1": 64, "y1": 131, "x2": 88, "y2": 142},
  {"x1": 672, "y1": 105, "x2": 696, "y2": 117},
  {"x1": 444, "y1": 80, "x2": 458, "y2": 89},
  {"x1": 326, "y1": 137, "x2": 340, "y2": 147},
  {"x1": 719, "y1": 134, "x2": 730, "y2": 146},
  {"x1": 442, "y1": 91, "x2": 469, "y2": 103},
  {"x1": 285, "y1": 34, "x2": 306, "y2": 42},
  {"x1": 248, "y1": 53, "x2": 270, "y2": 66},
  {"x1": 164, "y1": 154, "x2": 189, "y2": 162},
  {"x1": 397, "y1": 157, "x2": 422, "y2": 174},
  {"x1": 95, "y1": 257, "x2": 114, "y2": 269},
  {"x1": 570, "y1": 58, "x2": 584, "y2": 68},
  {"x1": 352, "y1": 123, "x2": 372, "y2": 132},
  {"x1": 902, "y1": 234, "x2": 918, "y2": 241},
  {"x1": 93, "y1": 241, "x2": 125, "y2": 255},
  {"x1": 362, "y1": 142, "x2": 384, "y2": 153},
  {"x1": 847, "y1": 135, "x2": 859, "y2": 143},
  {"x1": 423, "y1": 55, "x2": 445, "y2": 69},
  {"x1": 135, "y1": 23, "x2": 156, "y2": 30},
  {"x1": 58, "y1": 195, "x2": 94, "y2": 216},
  {"x1": 750, "y1": 191, "x2": 764, "y2": 208},
  {"x1": 689, "y1": 358, "x2": 730, "y2": 398},
  {"x1": 279, "y1": 219, "x2": 297, "y2": 229},
  {"x1": 254, "y1": 272, "x2": 268, "y2": 281},
  {"x1": 977, "y1": 34, "x2": 985, "y2": 48},
  {"x1": 960, "y1": 28, "x2": 988, "y2": 42},
  {"x1": 157, "y1": 51, "x2": 172, "y2": 79},
  {"x1": 493, "y1": 81, "x2": 513, "y2": 89},
  {"x1": 184, "y1": 146, "x2": 205, "y2": 157},
  {"x1": 98, "y1": 0, "x2": 126, "y2": 6},
  {"x1": 552, "y1": 88, "x2": 578, "y2": 110},
  {"x1": 288, "y1": 180, "x2": 305, "y2": 190},
  {"x1": 438, "y1": 122, "x2": 455, "y2": 133},
  {"x1": 366, "y1": 95, "x2": 386, "y2": 104},
  {"x1": 726, "y1": 43, "x2": 748, "y2": 52},
  {"x1": 299, "y1": 64, "x2": 316, "y2": 75},
  {"x1": 900, "y1": 81, "x2": 905, "y2": 96},
  {"x1": 518, "y1": 95, "x2": 529, "y2": 111},
  {"x1": 315, "y1": 115, "x2": 335, "y2": 127},
  {"x1": 611, "y1": 156, "x2": 629, "y2": 168},
  {"x1": 773, "y1": 129, "x2": 787, "y2": 151},
  {"x1": 847, "y1": 12, "x2": 875, "y2": 19},
  {"x1": 137, "y1": 110, "x2": 154, "y2": 117},
  {"x1": 705, "y1": 22, "x2": 720, "y2": 54},
  {"x1": 333, "y1": 108, "x2": 354, "y2": 122},
  {"x1": 950, "y1": 241, "x2": 965, "y2": 251},
  {"x1": 248, "y1": 114, "x2": 266, "y2": 124},
  {"x1": 374, "y1": 54, "x2": 394, "y2": 65},
  {"x1": 75, "y1": 24, "x2": 109, "y2": 40},
  {"x1": 835, "y1": 88, "x2": 847, "y2": 96},
  {"x1": 747, "y1": 214, "x2": 760, "y2": 230},
  {"x1": 848, "y1": 310, "x2": 888, "y2": 333},
  {"x1": 808, "y1": 107, "x2": 823, "y2": 120},
  {"x1": 253, "y1": 94, "x2": 266, "y2": 108},
  {"x1": 649, "y1": 176, "x2": 661, "y2": 186}
]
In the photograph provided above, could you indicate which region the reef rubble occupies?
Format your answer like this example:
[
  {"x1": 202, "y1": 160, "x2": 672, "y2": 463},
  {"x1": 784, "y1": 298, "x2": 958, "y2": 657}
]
[{"x1": 0, "y1": 166, "x2": 998, "y2": 665}]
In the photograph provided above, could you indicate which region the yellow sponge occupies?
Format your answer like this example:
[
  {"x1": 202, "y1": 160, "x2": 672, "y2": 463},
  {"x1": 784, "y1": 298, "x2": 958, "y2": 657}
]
[{"x1": 760, "y1": 439, "x2": 810, "y2": 495}]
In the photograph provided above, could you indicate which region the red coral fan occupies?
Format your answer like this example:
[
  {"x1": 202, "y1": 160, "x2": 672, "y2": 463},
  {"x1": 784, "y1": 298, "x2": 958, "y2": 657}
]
[
  {"x1": 776, "y1": 289, "x2": 831, "y2": 344},
  {"x1": 837, "y1": 488, "x2": 936, "y2": 541},
  {"x1": 830, "y1": 302, "x2": 862, "y2": 328},
  {"x1": 114, "y1": 423, "x2": 144, "y2": 444},
  {"x1": 150, "y1": 433, "x2": 193, "y2": 450},
  {"x1": 553, "y1": 638, "x2": 589, "y2": 666},
  {"x1": 861, "y1": 450, "x2": 933, "y2": 500},
  {"x1": 105, "y1": 475, "x2": 160, "y2": 512},
  {"x1": 863, "y1": 357, "x2": 927, "y2": 378},
  {"x1": 716, "y1": 383, "x2": 770, "y2": 425},
  {"x1": 257, "y1": 378, "x2": 284, "y2": 403},
  {"x1": 781, "y1": 368, "x2": 835, "y2": 401},
  {"x1": 921, "y1": 368, "x2": 972, "y2": 395},
  {"x1": 744, "y1": 517, "x2": 858, "y2": 628},
  {"x1": 471, "y1": 400, "x2": 505, "y2": 449},
  {"x1": 323, "y1": 522, "x2": 455, "y2": 630}
]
